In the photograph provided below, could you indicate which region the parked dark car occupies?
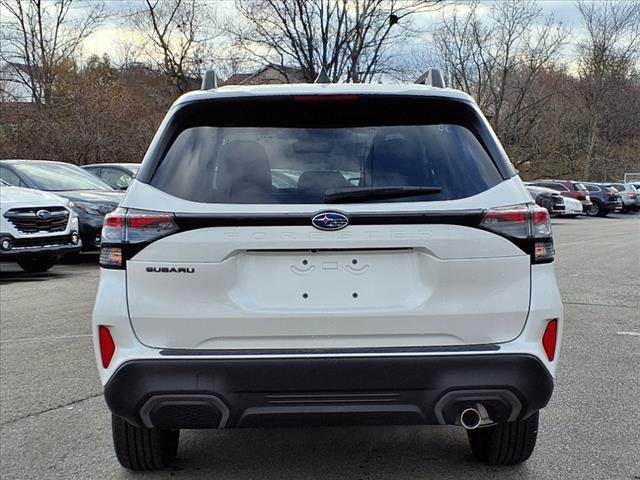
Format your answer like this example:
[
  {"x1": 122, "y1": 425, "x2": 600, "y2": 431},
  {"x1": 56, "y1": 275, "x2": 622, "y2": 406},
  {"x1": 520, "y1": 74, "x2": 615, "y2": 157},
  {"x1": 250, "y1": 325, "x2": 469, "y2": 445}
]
[
  {"x1": 530, "y1": 179, "x2": 593, "y2": 211},
  {"x1": 0, "y1": 160, "x2": 124, "y2": 249},
  {"x1": 525, "y1": 184, "x2": 565, "y2": 215},
  {"x1": 81, "y1": 163, "x2": 140, "y2": 190},
  {"x1": 583, "y1": 183, "x2": 623, "y2": 217}
]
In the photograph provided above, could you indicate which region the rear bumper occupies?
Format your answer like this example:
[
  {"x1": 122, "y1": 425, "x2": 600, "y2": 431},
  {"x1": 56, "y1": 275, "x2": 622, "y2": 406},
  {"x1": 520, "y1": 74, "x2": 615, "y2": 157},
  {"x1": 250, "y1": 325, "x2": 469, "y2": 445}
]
[
  {"x1": 620, "y1": 198, "x2": 635, "y2": 209},
  {"x1": 104, "y1": 353, "x2": 553, "y2": 429},
  {"x1": 600, "y1": 200, "x2": 621, "y2": 212},
  {"x1": 77, "y1": 213, "x2": 105, "y2": 250},
  {"x1": 550, "y1": 205, "x2": 565, "y2": 214}
]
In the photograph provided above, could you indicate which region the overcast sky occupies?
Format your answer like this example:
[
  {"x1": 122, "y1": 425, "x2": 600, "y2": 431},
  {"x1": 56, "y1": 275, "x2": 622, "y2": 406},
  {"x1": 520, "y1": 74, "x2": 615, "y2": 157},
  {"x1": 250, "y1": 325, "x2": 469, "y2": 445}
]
[{"x1": 45, "y1": 0, "x2": 598, "y2": 67}]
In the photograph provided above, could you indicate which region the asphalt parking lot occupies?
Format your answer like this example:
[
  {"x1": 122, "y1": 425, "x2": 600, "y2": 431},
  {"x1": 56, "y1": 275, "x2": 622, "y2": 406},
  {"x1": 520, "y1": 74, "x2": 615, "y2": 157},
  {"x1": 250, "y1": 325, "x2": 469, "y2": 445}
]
[{"x1": 1, "y1": 214, "x2": 638, "y2": 480}]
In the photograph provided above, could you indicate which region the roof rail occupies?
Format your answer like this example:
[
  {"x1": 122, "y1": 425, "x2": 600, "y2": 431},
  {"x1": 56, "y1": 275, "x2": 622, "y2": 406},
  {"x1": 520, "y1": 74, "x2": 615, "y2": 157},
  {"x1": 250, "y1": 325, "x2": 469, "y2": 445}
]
[
  {"x1": 314, "y1": 67, "x2": 331, "y2": 84},
  {"x1": 201, "y1": 69, "x2": 218, "y2": 90},
  {"x1": 415, "y1": 68, "x2": 446, "y2": 88}
]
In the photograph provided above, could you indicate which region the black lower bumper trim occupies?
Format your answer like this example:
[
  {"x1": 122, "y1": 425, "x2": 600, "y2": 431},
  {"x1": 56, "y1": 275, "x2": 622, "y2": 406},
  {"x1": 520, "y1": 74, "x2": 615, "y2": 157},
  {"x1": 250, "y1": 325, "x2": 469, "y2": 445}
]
[{"x1": 104, "y1": 354, "x2": 553, "y2": 429}]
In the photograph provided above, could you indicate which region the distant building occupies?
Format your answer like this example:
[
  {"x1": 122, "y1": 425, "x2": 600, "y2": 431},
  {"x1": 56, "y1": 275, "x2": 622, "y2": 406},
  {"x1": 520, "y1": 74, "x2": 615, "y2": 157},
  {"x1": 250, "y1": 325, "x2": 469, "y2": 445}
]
[
  {"x1": 223, "y1": 64, "x2": 306, "y2": 86},
  {"x1": 0, "y1": 63, "x2": 37, "y2": 103},
  {"x1": 120, "y1": 63, "x2": 201, "y2": 93}
]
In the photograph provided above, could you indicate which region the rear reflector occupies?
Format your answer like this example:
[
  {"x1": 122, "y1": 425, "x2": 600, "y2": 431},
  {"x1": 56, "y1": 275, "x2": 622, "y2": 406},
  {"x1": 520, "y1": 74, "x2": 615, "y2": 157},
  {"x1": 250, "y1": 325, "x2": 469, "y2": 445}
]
[
  {"x1": 542, "y1": 319, "x2": 558, "y2": 361},
  {"x1": 98, "y1": 326, "x2": 116, "y2": 368}
]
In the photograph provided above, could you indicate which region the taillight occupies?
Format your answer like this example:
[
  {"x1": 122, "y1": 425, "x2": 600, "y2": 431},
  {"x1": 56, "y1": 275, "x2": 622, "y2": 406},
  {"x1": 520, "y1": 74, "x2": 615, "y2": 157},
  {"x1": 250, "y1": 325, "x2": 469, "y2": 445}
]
[
  {"x1": 479, "y1": 206, "x2": 528, "y2": 238},
  {"x1": 99, "y1": 208, "x2": 179, "y2": 268},
  {"x1": 126, "y1": 211, "x2": 178, "y2": 243},
  {"x1": 102, "y1": 209, "x2": 125, "y2": 243},
  {"x1": 627, "y1": 192, "x2": 634, "y2": 198},
  {"x1": 98, "y1": 325, "x2": 116, "y2": 368},
  {"x1": 479, "y1": 204, "x2": 554, "y2": 263},
  {"x1": 575, "y1": 192, "x2": 584, "y2": 200},
  {"x1": 542, "y1": 319, "x2": 558, "y2": 361}
]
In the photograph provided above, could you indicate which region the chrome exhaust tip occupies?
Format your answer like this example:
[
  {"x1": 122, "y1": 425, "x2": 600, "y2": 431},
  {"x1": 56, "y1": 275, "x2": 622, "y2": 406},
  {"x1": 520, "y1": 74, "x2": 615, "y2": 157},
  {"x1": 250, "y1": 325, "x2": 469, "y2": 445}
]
[{"x1": 460, "y1": 407, "x2": 482, "y2": 430}]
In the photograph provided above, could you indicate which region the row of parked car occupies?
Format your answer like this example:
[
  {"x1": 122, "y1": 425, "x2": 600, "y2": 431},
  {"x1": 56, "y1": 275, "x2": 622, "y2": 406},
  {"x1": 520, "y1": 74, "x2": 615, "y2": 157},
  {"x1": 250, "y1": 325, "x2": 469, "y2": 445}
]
[
  {"x1": 0, "y1": 159, "x2": 638, "y2": 272},
  {"x1": 0, "y1": 160, "x2": 137, "y2": 272},
  {"x1": 525, "y1": 179, "x2": 640, "y2": 217}
]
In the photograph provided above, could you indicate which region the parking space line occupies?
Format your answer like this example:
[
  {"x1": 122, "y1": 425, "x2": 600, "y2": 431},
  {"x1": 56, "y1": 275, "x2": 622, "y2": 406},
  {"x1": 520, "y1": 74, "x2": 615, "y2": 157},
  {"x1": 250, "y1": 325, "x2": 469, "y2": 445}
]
[{"x1": 0, "y1": 333, "x2": 93, "y2": 344}]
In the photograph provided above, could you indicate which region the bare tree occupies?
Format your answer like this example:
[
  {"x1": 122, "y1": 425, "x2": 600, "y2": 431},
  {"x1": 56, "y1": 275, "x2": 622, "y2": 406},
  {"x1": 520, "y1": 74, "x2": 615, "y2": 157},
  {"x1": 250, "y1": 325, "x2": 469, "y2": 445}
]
[
  {"x1": 0, "y1": 0, "x2": 106, "y2": 104},
  {"x1": 431, "y1": 0, "x2": 569, "y2": 170},
  {"x1": 123, "y1": 0, "x2": 217, "y2": 93},
  {"x1": 229, "y1": 0, "x2": 445, "y2": 83},
  {"x1": 574, "y1": 0, "x2": 640, "y2": 179}
]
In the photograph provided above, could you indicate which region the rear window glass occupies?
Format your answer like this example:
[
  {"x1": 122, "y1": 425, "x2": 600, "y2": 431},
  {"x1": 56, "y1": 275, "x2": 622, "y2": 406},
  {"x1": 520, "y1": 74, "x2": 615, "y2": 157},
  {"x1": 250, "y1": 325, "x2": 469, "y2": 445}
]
[
  {"x1": 151, "y1": 125, "x2": 502, "y2": 204},
  {"x1": 574, "y1": 183, "x2": 587, "y2": 191},
  {"x1": 149, "y1": 97, "x2": 507, "y2": 204},
  {"x1": 535, "y1": 182, "x2": 567, "y2": 191}
]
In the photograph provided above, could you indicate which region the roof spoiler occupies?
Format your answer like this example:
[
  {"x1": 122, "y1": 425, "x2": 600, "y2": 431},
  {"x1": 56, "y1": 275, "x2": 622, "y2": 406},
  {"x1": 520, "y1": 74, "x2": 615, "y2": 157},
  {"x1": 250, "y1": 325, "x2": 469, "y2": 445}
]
[
  {"x1": 416, "y1": 68, "x2": 446, "y2": 88},
  {"x1": 201, "y1": 69, "x2": 218, "y2": 90}
]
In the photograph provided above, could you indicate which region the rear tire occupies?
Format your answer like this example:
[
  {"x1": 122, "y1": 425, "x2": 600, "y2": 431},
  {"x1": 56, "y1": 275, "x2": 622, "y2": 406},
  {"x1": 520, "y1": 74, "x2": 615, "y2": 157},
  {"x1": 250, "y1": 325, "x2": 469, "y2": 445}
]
[
  {"x1": 17, "y1": 256, "x2": 59, "y2": 273},
  {"x1": 586, "y1": 202, "x2": 603, "y2": 217},
  {"x1": 112, "y1": 415, "x2": 179, "y2": 471},
  {"x1": 467, "y1": 412, "x2": 539, "y2": 465}
]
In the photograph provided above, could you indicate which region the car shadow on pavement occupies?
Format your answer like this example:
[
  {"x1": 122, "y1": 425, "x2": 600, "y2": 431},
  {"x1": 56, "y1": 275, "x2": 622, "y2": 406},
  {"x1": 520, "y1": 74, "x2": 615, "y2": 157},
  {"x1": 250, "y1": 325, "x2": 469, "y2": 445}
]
[
  {"x1": 59, "y1": 252, "x2": 99, "y2": 265},
  {"x1": 131, "y1": 426, "x2": 536, "y2": 480},
  {"x1": 0, "y1": 253, "x2": 98, "y2": 284},
  {"x1": 0, "y1": 270, "x2": 68, "y2": 284}
]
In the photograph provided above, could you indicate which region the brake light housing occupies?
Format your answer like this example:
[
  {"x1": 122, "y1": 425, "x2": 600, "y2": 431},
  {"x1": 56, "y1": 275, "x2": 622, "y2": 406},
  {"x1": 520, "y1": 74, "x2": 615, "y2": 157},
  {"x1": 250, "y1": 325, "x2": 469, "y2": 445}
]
[
  {"x1": 479, "y1": 204, "x2": 555, "y2": 264},
  {"x1": 100, "y1": 208, "x2": 179, "y2": 268}
]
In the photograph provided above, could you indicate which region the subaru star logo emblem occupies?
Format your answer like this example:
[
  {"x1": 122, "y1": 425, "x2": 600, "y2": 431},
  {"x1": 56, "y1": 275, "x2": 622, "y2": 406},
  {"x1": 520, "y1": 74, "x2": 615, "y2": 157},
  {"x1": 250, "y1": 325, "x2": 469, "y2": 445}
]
[
  {"x1": 311, "y1": 211, "x2": 349, "y2": 231},
  {"x1": 36, "y1": 209, "x2": 50, "y2": 219}
]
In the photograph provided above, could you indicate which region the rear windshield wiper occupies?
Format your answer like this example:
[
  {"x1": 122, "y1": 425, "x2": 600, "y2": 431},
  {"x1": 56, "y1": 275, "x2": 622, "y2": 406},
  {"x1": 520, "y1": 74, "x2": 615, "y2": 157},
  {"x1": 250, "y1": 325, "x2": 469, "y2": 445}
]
[{"x1": 324, "y1": 186, "x2": 441, "y2": 203}]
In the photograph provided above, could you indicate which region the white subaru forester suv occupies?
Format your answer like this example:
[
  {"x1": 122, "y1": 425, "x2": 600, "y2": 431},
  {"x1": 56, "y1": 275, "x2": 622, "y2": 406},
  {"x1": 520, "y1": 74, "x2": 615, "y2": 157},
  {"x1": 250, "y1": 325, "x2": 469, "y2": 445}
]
[{"x1": 93, "y1": 72, "x2": 563, "y2": 471}]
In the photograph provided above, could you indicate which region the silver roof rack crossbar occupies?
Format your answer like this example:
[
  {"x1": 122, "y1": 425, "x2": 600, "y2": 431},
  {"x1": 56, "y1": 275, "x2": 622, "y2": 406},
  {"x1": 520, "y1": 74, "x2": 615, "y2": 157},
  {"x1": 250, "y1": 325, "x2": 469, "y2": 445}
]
[
  {"x1": 415, "y1": 69, "x2": 446, "y2": 88},
  {"x1": 201, "y1": 69, "x2": 218, "y2": 90}
]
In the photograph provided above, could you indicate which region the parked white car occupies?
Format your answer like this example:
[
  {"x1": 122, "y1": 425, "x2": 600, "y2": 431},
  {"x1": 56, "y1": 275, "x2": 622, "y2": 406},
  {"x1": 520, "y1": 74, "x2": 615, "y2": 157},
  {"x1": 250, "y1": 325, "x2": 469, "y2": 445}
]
[
  {"x1": 93, "y1": 73, "x2": 563, "y2": 470},
  {"x1": 561, "y1": 196, "x2": 584, "y2": 217},
  {"x1": 0, "y1": 179, "x2": 81, "y2": 272}
]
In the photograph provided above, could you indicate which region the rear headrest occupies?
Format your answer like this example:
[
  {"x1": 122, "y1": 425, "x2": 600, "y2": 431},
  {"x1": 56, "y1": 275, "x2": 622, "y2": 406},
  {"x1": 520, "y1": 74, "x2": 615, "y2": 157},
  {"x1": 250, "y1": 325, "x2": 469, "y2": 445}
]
[
  {"x1": 371, "y1": 136, "x2": 426, "y2": 186},
  {"x1": 297, "y1": 170, "x2": 348, "y2": 194},
  {"x1": 217, "y1": 140, "x2": 272, "y2": 202}
]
